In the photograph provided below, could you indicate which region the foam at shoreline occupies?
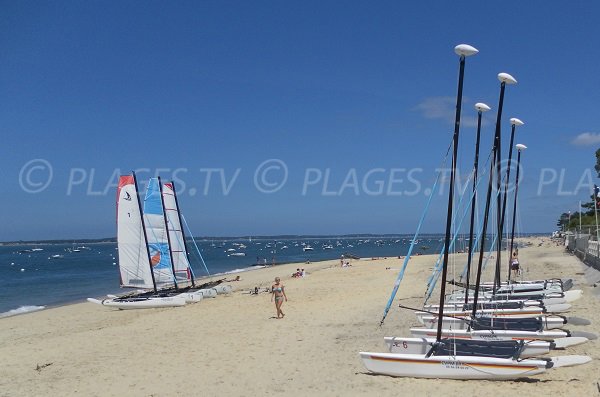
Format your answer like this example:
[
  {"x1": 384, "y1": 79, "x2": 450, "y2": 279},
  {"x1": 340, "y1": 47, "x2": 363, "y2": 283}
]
[{"x1": 0, "y1": 305, "x2": 46, "y2": 318}]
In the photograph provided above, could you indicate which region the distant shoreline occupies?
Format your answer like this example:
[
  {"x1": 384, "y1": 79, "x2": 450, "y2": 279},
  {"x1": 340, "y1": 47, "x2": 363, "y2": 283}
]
[{"x1": 0, "y1": 232, "x2": 551, "y2": 246}]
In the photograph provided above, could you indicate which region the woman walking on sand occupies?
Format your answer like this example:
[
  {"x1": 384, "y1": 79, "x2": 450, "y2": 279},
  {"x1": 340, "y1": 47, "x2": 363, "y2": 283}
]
[
  {"x1": 271, "y1": 277, "x2": 287, "y2": 318},
  {"x1": 511, "y1": 251, "x2": 520, "y2": 279}
]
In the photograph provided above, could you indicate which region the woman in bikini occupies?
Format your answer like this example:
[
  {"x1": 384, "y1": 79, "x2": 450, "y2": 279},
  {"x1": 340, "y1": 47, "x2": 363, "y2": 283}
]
[
  {"x1": 511, "y1": 251, "x2": 520, "y2": 279},
  {"x1": 271, "y1": 277, "x2": 287, "y2": 318}
]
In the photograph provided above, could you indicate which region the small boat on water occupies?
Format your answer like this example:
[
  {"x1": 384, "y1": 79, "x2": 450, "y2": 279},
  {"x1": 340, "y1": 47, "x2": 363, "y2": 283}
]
[{"x1": 303, "y1": 245, "x2": 314, "y2": 252}]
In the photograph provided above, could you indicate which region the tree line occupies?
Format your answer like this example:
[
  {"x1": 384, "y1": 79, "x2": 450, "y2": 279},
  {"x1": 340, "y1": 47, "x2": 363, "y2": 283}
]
[{"x1": 557, "y1": 149, "x2": 600, "y2": 231}]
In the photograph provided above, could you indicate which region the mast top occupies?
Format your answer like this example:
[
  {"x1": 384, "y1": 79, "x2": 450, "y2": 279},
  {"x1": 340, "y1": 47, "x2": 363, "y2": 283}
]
[
  {"x1": 510, "y1": 118, "x2": 524, "y2": 126},
  {"x1": 516, "y1": 143, "x2": 527, "y2": 151},
  {"x1": 498, "y1": 72, "x2": 517, "y2": 84},
  {"x1": 475, "y1": 102, "x2": 491, "y2": 112},
  {"x1": 454, "y1": 44, "x2": 479, "y2": 57}
]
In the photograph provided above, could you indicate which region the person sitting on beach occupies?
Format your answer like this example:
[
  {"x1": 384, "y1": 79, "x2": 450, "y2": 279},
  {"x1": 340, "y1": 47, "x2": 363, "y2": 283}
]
[
  {"x1": 511, "y1": 251, "x2": 520, "y2": 278},
  {"x1": 271, "y1": 277, "x2": 287, "y2": 319},
  {"x1": 301, "y1": 268, "x2": 306, "y2": 277},
  {"x1": 292, "y1": 268, "x2": 301, "y2": 277}
]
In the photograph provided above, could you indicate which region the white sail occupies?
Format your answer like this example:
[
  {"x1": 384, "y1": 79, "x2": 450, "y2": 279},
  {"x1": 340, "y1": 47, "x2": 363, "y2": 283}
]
[
  {"x1": 143, "y1": 178, "x2": 176, "y2": 288},
  {"x1": 116, "y1": 175, "x2": 154, "y2": 289},
  {"x1": 161, "y1": 181, "x2": 192, "y2": 284}
]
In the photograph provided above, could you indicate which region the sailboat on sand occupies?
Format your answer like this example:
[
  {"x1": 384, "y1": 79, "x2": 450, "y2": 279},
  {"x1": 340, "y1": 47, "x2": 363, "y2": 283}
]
[
  {"x1": 88, "y1": 174, "x2": 225, "y2": 309},
  {"x1": 359, "y1": 44, "x2": 591, "y2": 379}
]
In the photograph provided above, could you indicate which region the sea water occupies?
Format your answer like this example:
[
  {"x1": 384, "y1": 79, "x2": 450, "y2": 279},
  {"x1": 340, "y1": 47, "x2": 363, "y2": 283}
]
[{"x1": 0, "y1": 235, "x2": 468, "y2": 316}]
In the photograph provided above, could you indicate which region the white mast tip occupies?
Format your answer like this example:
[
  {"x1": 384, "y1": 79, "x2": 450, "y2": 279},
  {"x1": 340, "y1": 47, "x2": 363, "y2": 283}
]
[
  {"x1": 510, "y1": 118, "x2": 524, "y2": 126},
  {"x1": 454, "y1": 44, "x2": 479, "y2": 56},
  {"x1": 498, "y1": 73, "x2": 517, "y2": 84},
  {"x1": 516, "y1": 144, "x2": 527, "y2": 150},
  {"x1": 475, "y1": 102, "x2": 491, "y2": 112}
]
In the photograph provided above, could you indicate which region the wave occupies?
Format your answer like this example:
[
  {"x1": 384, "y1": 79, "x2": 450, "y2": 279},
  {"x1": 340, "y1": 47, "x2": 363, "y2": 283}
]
[{"x1": 0, "y1": 305, "x2": 46, "y2": 319}]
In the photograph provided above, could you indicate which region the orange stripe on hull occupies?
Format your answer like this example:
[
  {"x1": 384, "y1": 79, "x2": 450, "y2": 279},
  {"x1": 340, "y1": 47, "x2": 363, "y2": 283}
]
[{"x1": 369, "y1": 356, "x2": 540, "y2": 370}]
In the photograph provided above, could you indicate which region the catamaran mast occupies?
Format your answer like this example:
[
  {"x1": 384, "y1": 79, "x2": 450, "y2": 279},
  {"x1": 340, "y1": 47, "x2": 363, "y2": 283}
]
[
  {"x1": 501, "y1": 119, "x2": 524, "y2": 281},
  {"x1": 171, "y1": 181, "x2": 196, "y2": 286},
  {"x1": 133, "y1": 171, "x2": 158, "y2": 292},
  {"x1": 492, "y1": 73, "x2": 517, "y2": 294},
  {"x1": 435, "y1": 44, "x2": 478, "y2": 342},
  {"x1": 492, "y1": 87, "x2": 505, "y2": 294},
  {"x1": 463, "y1": 103, "x2": 490, "y2": 304},
  {"x1": 158, "y1": 176, "x2": 179, "y2": 290},
  {"x1": 507, "y1": 144, "x2": 526, "y2": 281},
  {"x1": 471, "y1": 133, "x2": 497, "y2": 315},
  {"x1": 471, "y1": 73, "x2": 516, "y2": 313}
]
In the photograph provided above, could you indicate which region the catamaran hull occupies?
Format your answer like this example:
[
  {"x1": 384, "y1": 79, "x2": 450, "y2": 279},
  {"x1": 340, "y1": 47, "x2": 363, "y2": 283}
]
[
  {"x1": 383, "y1": 337, "x2": 551, "y2": 358},
  {"x1": 408, "y1": 328, "x2": 588, "y2": 348},
  {"x1": 213, "y1": 284, "x2": 233, "y2": 294},
  {"x1": 416, "y1": 303, "x2": 571, "y2": 323},
  {"x1": 471, "y1": 278, "x2": 572, "y2": 290},
  {"x1": 87, "y1": 297, "x2": 186, "y2": 309},
  {"x1": 425, "y1": 299, "x2": 570, "y2": 310},
  {"x1": 176, "y1": 291, "x2": 204, "y2": 303},
  {"x1": 419, "y1": 315, "x2": 566, "y2": 330},
  {"x1": 448, "y1": 289, "x2": 582, "y2": 303},
  {"x1": 198, "y1": 288, "x2": 217, "y2": 298},
  {"x1": 444, "y1": 296, "x2": 567, "y2": 306},
  {"x1": 359, "y1": 352, "x2": 548, "y2": 379}
]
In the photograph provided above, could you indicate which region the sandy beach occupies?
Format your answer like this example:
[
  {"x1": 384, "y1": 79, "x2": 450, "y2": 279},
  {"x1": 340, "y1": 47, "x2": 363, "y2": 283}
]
[{"x1": 0, "y1": 237, "x2": 598, "y2": 396}]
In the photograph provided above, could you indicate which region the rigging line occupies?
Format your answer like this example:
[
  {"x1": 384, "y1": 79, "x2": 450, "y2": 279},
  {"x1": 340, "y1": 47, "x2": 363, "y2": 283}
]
[
  {"x1": 456, "y1": 170, "x2": 508, "y2": 281},
  {"x1": 397, "y1": 304, "x2": 474, "y2": 326},
  {"x1": 142, "y1": 196, "x2": 177, "y2": 286},
  {"x1": 458, "y1": 179, "x2": 501, "y2": 281},
  {"x1": 426, "y1": 147, "x2": 495, "y2": 288},
  {"x1": 165, "y1": 216, "x2": 192, "y2": 279},
  {"x1": 424, "y1": 183, "x2": 477, "y2": 303},
  {"x1": 144, "y1": 179, "x2": 188, "y2": 287},
  {"x1": 378, "y1": 138, "x2": 454, "y2": 326},
  {"x1": 181, "y1": 214, "x2": 211, "y2": 278},
  {"x1": 424, "y1": 152, "x2": 497, "y2": 302}
]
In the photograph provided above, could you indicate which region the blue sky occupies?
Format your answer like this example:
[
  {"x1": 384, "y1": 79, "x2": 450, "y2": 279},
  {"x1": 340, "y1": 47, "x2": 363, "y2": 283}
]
[{"x1": 1, "y1": 1, "x2": 599, "y2": 240}]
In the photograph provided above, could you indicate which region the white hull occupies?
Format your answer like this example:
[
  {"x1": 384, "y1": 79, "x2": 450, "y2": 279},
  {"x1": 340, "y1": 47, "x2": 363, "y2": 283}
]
[
  {"x1": 447, "y1": 289, "x2": 582, "y2": 303},
  {"x1": 197, "y1": 288, "x2": 217, "y2": 298},
  {"x1": 213, "y1": 284, "x2": 233, "y2": 294},
  {"x1": 476, "y1": 279, "x2": 567, "y2": 288},
  {"x1": 408, "y1": 328, "x2": 588, "y2": 347},
  {"x1": 175, "y1": 291, "x2": 204, "y2": 303},
  {"x1": 87, "y1": 297, "x2": 186, "y2": 309},
  {"x1": 419, "y1": 315, "x2": 566, "y2": 330},
  {"x1": 359, "y1": 352, "x2": 590, "y2": 379},
  {"x1": 359, "y1": 352, "x2": 548, "y2": 379},
  {"x1": 416, "y1": 304, "x2": 570, "y2": 324},
  {"x1": 495, "y1": 283, "x2": 563, "y2": 294},
  {"x1": 383, "y1": 337, "x2": 550, "y2": 358},
  {"x1": 445, "y1": 296, "x2": 566, "y2": 306}
]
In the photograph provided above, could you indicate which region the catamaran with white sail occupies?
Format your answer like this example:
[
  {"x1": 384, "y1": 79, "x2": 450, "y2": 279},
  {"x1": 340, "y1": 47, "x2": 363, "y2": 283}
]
[{"x1": 88, "y1": 174, "x2": 226, "y2": 309}]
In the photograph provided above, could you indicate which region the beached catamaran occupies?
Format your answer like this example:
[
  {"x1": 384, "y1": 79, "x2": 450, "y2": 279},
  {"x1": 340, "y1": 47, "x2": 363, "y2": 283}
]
[
  {"x1": 359, "y1": 44, "x2": 592, "y2": 379},
  {"x1": 88, "y1": 174, "x2": 227, "y2": 309}
]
